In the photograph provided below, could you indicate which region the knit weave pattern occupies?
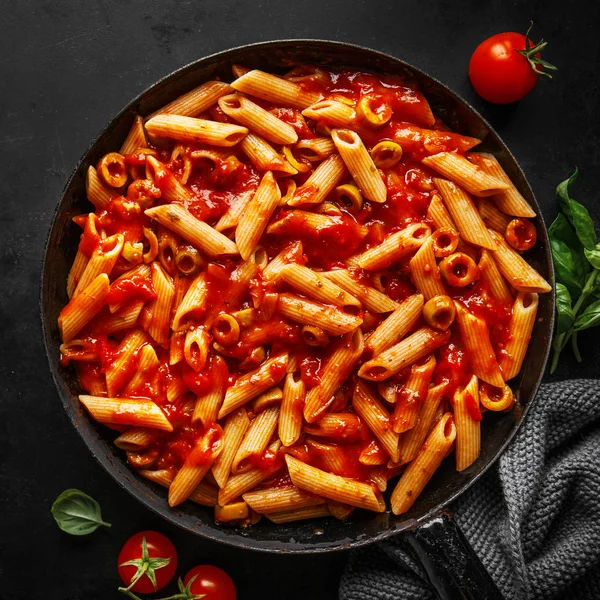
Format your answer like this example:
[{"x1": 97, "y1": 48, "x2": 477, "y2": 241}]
[{"x1": 339, "y1": 380, "x2": 600, "y2": 600}]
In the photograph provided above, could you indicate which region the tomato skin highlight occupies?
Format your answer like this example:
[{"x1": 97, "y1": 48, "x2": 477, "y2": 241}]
[
  {"x1": 117, "y1": 531, "x2": 178, "y2": 593},
  {"x1": 468, "y1": 32, "x2": 540, "y2": 103},
  {"x1": 184, "y1": 565, "x2": 237, "y2": 600}
]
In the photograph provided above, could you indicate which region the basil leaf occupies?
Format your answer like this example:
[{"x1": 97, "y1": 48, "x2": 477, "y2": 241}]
[
  {"x1": 549, "y1": 214, "x2": 588, "y2": 296},
  {"x1": 555, "y1": 282, "x2": 575, "y2": 333},
  {"x1": 584, "y1": 244, "x2": 600, "y2": 270},
  {"x1": 556, "y1": 169, "x2": 597, "y2": 250},
  {"x1": 574, "y1": 299, "x2": 600, "y2": 332},
  {"x1": 51, "y1": 489, "x2": 111, "y2": 535}
]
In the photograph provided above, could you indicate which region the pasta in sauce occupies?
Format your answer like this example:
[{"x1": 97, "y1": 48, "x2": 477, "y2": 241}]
[{"x1": 59, "y1": 65, "x2": 551, "y2": 523}]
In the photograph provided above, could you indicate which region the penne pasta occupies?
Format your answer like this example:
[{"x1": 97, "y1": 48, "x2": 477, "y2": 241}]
[
  {"x1": 243, "y1": 485, "x2": 324, "y2": 514},
  {"x1": 58, "y1": 274, "x2": 110, "y2": 342},
  {"x1": 279, "y1": 371, "x2": 306, "y2": 447},
  {"x1": 120, "y1": 115, "x2": 148, "y2": 155},
  {"x1": 105, "y1": 329, "x2": 149, "y2": 396},
  {"x1": 79, "y1": 395, "x2": 173, "y2": 431},
  {"x1": 286, "y1": 455, "x2": 385, "y2": 512},
  {"x1": 331, "y1": 129, "x2": 387, "y2": 203},
  {"x1": 453, "y1": 375, "x2": 481, "y2": 472},
  {"x1": 240, "y1": 133, "x2": 297, "y2": 174},
  {"x1": 235, "y1": 171, "x2": 281, "y2": 260},
  {"x1": 295, "y1": 137, "x2": 336, "y2": 161},
  {"x1": 364, "y1": 294, "x2": 424, "y2": 357},
  {"x1": 73, "y1": 234, "x2": 124, "y2": 297},
  {"x1": 433, "y1": 178, "x2": 495, "y2": 249},
  {"x1": 218, "y1": 441, "x2": 282, "y2": 506},
  {"x1": 288, "y1": 154, "x2": 347, "y2": 207},
  {"x1": 86, "y1": 165, "x2": 116, "y2": 210},
  {"x1": 352, "y1": 380, "x2": 400, "y2": 462},
  {"x1": 454, "y1": 302, "x2": 504, "y2": 387},
  {"x1": 391, "y1": 413, "x2": 456, "y2": 514},
  {"x1": 147, "y1": 263, "x2": 175, "y2": 347},
  {"x1": 322, "y1": 269, "x2": 399, "y2": 313},
  {"x1": 359, "y1": 327, "x2": 450, "y2": 381},
  {"x1": 357, "y1": 223, "x2": 431, "y2": 270},
  {"x1": 231, "y1": 69, "x2": 321, "y2": 109},
  {"x1": 145, "y1": 114, "x2": 248, "y2": 147},
  {"x1": 478, "y1": 250, "x2": 514, "y2": 304},
  {"x1": 488, "y1": 229, "x2": 552, "y2": 293},
  {"x1": 400, "y1": 382, "x2": 448, "y2": 464},
  {"x1": 391, "y1": 356, "x2": 436, "y2": 433},
  {"x1": 211, "y1": 408, "x2": 250, "y2": 488},
  {"x1": 169, "y1": 425, "x2": 223, "y2": 506},
  {"x1": 277, "y1": 293, "x2": 362, "y2": 335},
  {"x1": 302, "y1": 100, "x2": 357, "y2": 129},
  {"x1": 139, "y1": 469, "x2": 218, "y2": 506},
  {"x1": 478, "y1": 197, "x2": 512, "y2": 233},
  {"x1": 266, "y1": 505, "x2": 331, "y2": 523},
  {"x1": 498, "y1": 292, "x2": 539, "y2": 380},
  {"x1": 409, "y1": 236, "x2": 446, "y2": 299},
  {"x1": 218, "y1": 353, "x2": 289, "y2": 419},
  {"x1": 219, "y1": 94, "x2": 298, "y2": 145},
  {"x1": 423, "y1": 152, "x2": 509, "y2": 197},
  {"x1": 148, "y1": 80, "x2": 232, "y2": 118},
  {"x1": 279, "y1": 263, "x2": 361, "y2": 312},
  {"x1": 145, "y1": 204, "x2": 239, "y2": 257},
  {"x1": 232, "y1": 405, "x2": 279, "y2": 474},
  {"x1": 468, "y1": 152, "x2": 536, "y2": 217},
  {"x1": 304, "y1": 329, "x2": 364, "y2": 423}
]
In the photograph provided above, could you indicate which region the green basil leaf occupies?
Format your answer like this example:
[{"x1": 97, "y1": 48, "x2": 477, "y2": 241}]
[
  {"x1": 556, "y1": 169, "x2": 578, "y2": 218},
  {"x1": 584, "y1": 244, "x2": 600, "y2": 270},
  {"x1": 555, "y1": 282, "x2": 575, "y2": 333},
  {"x1": 574, "y1": 299, "x2": 600, "y2": 332},
  {"x1": 548, "y1": 214, "x2": 588, "y2": 296},
  {"x1": 51, "y1": 489, "x2": 111, "y2": 535},
  {"x1": 556, "y1": 169, "x2": 597, "y2": 250}
]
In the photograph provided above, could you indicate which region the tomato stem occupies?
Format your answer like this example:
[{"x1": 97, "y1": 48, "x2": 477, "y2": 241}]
[{"x1": 516, "y1": 22, "x2": 558, "y2": 79}]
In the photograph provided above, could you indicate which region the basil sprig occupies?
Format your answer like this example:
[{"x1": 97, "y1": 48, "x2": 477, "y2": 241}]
[
  {"x1": 51, "y1": 489, "x2": 111, "y2": 535},
  {"x1": 549, "y1": 169, "x2": 600, "y2": 372}
]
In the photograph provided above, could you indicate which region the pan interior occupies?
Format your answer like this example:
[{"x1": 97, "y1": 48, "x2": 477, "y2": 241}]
[{"x1": 41, "y1": 40, "x2": 554, "y2": 553}]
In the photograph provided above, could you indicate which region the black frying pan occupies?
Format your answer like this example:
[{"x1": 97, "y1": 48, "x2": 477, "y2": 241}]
[{"x1": 40, "y1": 40, "x2": 555, "y2": 600}]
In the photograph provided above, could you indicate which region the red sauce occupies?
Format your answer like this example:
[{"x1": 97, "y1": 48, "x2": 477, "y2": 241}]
[
  {"x1": 106, "y1": 275, "x2": 156, "y2": 305},
  {"x1": 65, "y1": 67, "x2": 535, "y2": 498}
]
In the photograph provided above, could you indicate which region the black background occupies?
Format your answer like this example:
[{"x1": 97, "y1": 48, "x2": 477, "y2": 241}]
[{"x1": 1, "y1": 1, "x2": 599, "y2": 599}]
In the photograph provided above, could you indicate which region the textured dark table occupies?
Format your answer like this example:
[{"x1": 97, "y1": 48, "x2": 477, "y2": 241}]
[{"x1": 1, "y1": 1, "x2": 599, "y2": 599}]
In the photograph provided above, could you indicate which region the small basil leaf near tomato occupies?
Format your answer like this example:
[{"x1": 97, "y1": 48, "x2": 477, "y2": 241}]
[
  {"x1": 469, "y1": 23, "x2": 557, "y2": 104},
  {"x1": 117, "y1": 531, "x2": 178, "y2": 594},
  {"x1": 51, "y1": 489, "x2": 111, "y2": 535},
  {"x1": 183, "y1": 565, "x2": 237, "y2": 600}
]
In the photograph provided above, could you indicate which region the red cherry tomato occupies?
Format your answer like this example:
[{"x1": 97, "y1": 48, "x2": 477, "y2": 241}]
[
  {"x1": 183, "y1": 565, "x2": 237, "y2": 600},
  {"x1": 117, "y1": 531, "x2": 178, "y2": 594},
  {"x1": 469, "y1": 28, "x2": 555, "y2": 103}
]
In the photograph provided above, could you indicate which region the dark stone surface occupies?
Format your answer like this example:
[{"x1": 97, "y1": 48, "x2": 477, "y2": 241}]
[{"x1": 0, "y1": 1, "x2": 598, "y2": 598}]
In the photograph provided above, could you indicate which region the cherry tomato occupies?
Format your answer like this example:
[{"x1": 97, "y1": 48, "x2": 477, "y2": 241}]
[
  {"x1": 183, "y1": 565, "x2": 236, "y2": 600},
  {"x1": 469, "y1": 27, "x2": 556, "y2": 104},
  {"x1": 117, "y1": 531, "x2": 178, "y2": 594}
]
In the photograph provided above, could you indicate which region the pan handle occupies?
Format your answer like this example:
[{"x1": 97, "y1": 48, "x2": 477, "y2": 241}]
[{"x1": 405, "y1": 511, "x2": 504, "y2": 600}]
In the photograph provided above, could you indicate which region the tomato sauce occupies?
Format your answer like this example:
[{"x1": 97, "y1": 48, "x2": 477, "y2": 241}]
[{"x1": 67, "y1": 66, "x2": 530, "y2": 497}]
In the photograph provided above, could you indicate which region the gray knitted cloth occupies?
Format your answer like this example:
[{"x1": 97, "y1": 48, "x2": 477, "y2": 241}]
[{"x1": 340, "y1": 380, "x2": 600, "y2": 600}]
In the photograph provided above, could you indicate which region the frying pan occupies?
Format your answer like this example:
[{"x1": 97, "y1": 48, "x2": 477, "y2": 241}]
[{"x1": 41, "y1": 40, "x2": 555, "y2": 600}]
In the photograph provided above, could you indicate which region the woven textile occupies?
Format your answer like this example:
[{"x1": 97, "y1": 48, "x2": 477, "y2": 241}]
[{"x1": 340, "y1": 380, "x2": 600, "y2": 600}]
